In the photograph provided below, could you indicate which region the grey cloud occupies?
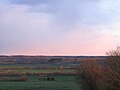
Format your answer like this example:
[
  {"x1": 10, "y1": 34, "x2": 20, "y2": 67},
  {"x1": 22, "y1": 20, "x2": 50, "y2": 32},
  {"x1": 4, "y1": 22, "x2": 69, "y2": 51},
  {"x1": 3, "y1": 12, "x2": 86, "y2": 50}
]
[
  {"x1": 8, "y1": 0, "x2": 99, "y2": 5},
  {"x1": 6, "y1": 0, "x2": 102, "y2": 26},
  {"x1": 2, "y1": 0, "x2": 119, "y2": 28},
  {"x1": 9, "y1": 0, "x2": 60, "y2": 5},
  {"x1": 1, "y1": 0, "x2": 119, "y2": 28}
]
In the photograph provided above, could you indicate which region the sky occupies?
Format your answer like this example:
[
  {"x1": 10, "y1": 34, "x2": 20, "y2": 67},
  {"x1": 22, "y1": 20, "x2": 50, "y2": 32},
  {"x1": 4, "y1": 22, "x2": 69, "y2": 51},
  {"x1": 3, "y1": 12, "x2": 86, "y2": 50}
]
[{"x1": 0, "y1": 0, "x2": 120, "y2": 56}]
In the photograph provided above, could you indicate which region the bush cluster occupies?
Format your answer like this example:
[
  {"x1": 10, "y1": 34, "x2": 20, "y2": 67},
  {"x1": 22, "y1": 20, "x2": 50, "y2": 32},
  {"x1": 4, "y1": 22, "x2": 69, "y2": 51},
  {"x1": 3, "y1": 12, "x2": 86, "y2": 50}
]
[{"x1": 76, "y1": 47, "x2": 120, "y2": 90}]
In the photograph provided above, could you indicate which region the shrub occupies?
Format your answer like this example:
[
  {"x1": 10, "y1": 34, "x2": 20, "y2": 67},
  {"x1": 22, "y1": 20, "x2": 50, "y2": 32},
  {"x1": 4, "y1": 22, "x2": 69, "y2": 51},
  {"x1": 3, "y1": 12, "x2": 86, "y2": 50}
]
[
  {"x1": 76, "y1": 46, "x2": 120, "y2": 90},
  {"x1": 76, "y1": 60, "x2": 105, "y2": 90}
]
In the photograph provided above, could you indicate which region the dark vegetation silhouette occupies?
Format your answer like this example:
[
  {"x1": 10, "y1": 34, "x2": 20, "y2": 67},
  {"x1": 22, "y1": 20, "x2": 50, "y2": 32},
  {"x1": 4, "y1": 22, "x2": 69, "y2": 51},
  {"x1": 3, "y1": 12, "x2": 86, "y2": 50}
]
[
  {"x1": 76, "y1": 60, "x2": 104, "y2": 90},
  {"x1": 105, "y1": 46, "x2": 120, "y2": 90},
  {"x1": 76, "y1": 46, "x2": 120, "y2": 90}
]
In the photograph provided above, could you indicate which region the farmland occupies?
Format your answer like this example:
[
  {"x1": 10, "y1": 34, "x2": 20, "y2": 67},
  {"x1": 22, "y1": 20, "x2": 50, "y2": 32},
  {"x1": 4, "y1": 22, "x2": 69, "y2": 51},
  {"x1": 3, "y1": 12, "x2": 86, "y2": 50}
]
[
  {"x1": 0, "y1": 76, "x2": 81, "y2": 90},
  {"x1": 0, "y1": 56, "x2": 106, "y2": 90}
]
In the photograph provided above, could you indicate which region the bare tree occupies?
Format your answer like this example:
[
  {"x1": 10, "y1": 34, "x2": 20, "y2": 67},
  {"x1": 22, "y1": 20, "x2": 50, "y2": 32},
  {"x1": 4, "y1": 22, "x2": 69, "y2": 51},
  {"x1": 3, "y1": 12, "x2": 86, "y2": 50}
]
[
  {"x1": 105, "y1": 46, "x2": 120, "y2": 90},
  {"x1": 76, "y1": 46, "x2": 120, "y2": 90}
]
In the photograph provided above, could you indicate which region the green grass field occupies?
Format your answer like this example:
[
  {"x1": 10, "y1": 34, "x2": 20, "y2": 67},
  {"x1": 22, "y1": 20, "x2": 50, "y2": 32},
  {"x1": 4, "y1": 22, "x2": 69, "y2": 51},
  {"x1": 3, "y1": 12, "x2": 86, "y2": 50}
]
[
  {"x1": 0, "y1": 63, "x2": 80, "y2": 90},
  {"x1": 0, "y1": 76, "x2": 81, "y2": 90}
]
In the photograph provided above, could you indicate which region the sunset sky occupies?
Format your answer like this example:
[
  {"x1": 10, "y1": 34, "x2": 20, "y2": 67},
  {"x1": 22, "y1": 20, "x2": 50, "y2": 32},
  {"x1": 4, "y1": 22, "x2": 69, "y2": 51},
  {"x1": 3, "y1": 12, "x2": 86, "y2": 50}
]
[{"x1": 0, "y1": 0, "x2": 120, "y2": 56}]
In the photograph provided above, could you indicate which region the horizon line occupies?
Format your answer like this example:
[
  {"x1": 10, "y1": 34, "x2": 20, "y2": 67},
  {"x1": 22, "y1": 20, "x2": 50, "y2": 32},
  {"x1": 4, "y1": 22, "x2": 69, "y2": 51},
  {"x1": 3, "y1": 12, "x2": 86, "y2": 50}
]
[{"x1": 0, "y1": 54, "x2": 107, "y2": 57}]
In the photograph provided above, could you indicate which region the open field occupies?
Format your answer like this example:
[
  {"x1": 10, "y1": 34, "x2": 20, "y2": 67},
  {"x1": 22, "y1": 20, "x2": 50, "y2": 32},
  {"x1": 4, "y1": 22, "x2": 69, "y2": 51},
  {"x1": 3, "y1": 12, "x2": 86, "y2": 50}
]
[
  {"x1": 0, "y1": 63, "x2": 79, "y2": 90},
  {"x1": 0, "y1": 68, "x2": 75, "y2": 74},
  {"x1": 0, "y1": 76, "x2": 81, "y2": 90},
  {"x1": 0, "y1": 56, "x2": 106, "y2": 90}
]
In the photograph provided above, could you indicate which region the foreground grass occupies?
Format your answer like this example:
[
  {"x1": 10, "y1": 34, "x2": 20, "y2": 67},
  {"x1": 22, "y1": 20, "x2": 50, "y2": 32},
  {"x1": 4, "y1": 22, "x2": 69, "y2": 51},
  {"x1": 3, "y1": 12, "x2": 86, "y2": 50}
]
[{"x1": 0, "y1": 76, "x2": 81, "y2": 90}]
